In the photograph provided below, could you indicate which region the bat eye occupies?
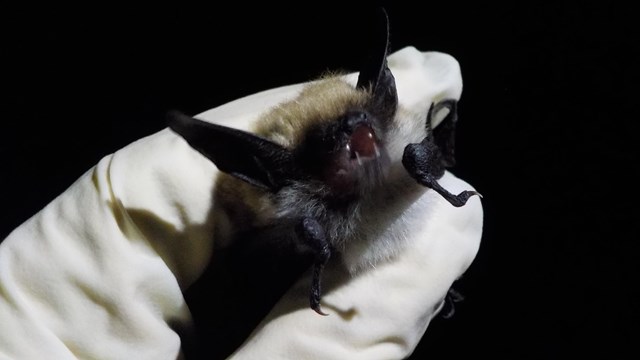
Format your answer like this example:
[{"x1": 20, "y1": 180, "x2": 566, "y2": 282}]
[{"x1": 349, "y1": 124, "x2": 379, "y2": 160}]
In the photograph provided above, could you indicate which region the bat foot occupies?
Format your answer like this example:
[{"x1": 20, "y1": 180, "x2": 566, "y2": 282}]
[
  {"x1": 401, "y1": 100, "x2": 481, "y2": 207},
  {"x1": 401, "y1": 158, "x2": 482, "y2": 207}
]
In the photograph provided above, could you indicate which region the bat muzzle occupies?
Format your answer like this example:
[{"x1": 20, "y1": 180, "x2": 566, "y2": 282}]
[{"x1": 324, "y1": 120, "x2": 390, "y2": 199}]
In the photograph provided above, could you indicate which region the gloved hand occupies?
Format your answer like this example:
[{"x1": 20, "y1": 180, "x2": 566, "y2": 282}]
[{"x1": 0, "y1": 46, "x2": 483, "y2": 359}]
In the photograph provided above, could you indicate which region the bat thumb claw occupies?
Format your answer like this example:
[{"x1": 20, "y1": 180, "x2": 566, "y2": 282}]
[{"x1": 313, "y1": 306, "x2": 330, "y2": 316}]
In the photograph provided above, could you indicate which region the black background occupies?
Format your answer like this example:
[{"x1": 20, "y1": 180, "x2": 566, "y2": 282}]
[{"x1": 2, "y1": 3, "x2": 638, "y2": 359}]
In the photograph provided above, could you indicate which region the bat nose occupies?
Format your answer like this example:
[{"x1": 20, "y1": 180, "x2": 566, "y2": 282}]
[{"x1": 342, "y1": 111, "x2": 369, "y2": 132}]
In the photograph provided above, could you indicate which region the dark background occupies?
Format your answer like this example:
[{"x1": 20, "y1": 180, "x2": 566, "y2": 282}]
[{"x1": 2, "y1": 3, "x2": 637, "y2": 358}]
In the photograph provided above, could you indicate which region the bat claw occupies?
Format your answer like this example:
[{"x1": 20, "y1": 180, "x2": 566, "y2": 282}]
[
  {"x1": 312, "y1": 305, "x2": 330, "y2": 316},
  {"x1": 297, "y1": 217, "x2": 333, "y2": 317},
  {"x1": 310, "y1": 291, "x2": 329, "y2": 316},
  {"x1": 310, "y1": 285, "x2": 329, "y2": 316}
]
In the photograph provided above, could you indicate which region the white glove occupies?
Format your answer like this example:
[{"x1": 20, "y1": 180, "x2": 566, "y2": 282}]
[{"x1": 0, "y1": 47, "x2": 483, "y2": 359}]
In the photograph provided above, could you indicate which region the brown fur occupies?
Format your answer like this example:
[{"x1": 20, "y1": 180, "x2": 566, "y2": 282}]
[
  {"x1": 254, "y1": 76, "x2": 369, "y2": 148},
  {"x1": 213, "y1": 76, "x2": 372, "y2": 237}
]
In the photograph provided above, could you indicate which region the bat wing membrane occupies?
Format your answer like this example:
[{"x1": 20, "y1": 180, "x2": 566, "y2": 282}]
[
  {"x1": 356, "y1": 7, "x2": 398, "y2": 127},
  {"x1": 167, "y1": 110, "x2": 294, "y2": 192},
  {"x1": 431, "y1": 100, "x2": 458, "y2": 168}
]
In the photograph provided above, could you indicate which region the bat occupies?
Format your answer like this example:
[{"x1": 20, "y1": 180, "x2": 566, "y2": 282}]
[{"x1": 167, "y1": 9, "x2": 480, "y2": 316}]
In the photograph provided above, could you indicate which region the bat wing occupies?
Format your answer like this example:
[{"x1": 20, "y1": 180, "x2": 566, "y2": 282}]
[
  {"x1": 432, "y1": 99, "x2": 458, "y2": 168},
  {"x1": 356, "y1": 7, "x2": 398, "y2": 122},
  {"x1": 167, "y1": 110, "x2": 295, "y2": 192}
]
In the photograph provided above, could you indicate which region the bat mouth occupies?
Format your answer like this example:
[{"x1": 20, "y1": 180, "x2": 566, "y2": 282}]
[
  {"x1": 324, "y1": 123, "x2": 390, "y2": 198},
  {"x1": 347, "y1": 124, "x2": 381, "y2": 163}
]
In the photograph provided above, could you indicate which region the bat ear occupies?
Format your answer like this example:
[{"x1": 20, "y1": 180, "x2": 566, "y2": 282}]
[
  {"x1": 356, "y1": 7, "x2": 398, "y2": 119},
  {"x1": 431, "y1": 100, "x2": 459, "y2": 168},
  {"x1": 167, "y1": 110, "x2": 295, "y2": 192}
]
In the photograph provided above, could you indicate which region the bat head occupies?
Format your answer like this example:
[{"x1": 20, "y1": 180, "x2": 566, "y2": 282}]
[{"x1": 168, "y1": 8, "x2": 397, "y2": 203}]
